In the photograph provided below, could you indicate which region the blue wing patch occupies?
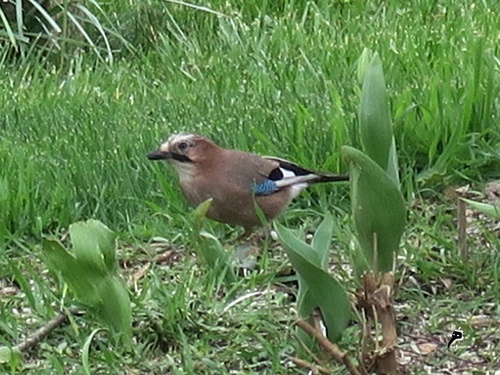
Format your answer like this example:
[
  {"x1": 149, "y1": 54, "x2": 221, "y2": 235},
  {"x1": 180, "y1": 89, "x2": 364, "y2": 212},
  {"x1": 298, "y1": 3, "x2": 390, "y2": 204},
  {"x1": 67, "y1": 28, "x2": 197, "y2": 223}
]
[{"x1": 252, "y1": 180, "x2": 279, "y2": 196}]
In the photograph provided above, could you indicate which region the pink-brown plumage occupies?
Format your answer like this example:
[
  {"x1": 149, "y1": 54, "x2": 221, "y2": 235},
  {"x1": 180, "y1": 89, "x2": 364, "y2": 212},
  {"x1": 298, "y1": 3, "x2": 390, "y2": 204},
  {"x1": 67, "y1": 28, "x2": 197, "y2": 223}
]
[{"x1": 148, "y1": 133, "x2": 347, "y2": 234}]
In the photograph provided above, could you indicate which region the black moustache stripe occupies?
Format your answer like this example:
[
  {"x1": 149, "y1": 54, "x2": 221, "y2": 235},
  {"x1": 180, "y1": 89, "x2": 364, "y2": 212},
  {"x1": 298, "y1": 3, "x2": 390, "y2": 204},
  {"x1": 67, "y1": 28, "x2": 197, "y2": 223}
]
[{"x1": 171, "y1": 153, "x2": 193, "y2": 163}]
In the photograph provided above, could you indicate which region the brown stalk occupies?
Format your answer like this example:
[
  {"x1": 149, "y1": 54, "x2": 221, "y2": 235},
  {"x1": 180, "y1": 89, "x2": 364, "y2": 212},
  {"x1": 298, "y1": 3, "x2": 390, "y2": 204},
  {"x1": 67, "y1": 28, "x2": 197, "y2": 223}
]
[
  {"x1": 360, "y1": 273, "x2": 399, "y2": 374},
  {"x1": 457, "y1": 198, "x2": 468, "y2": 259}
]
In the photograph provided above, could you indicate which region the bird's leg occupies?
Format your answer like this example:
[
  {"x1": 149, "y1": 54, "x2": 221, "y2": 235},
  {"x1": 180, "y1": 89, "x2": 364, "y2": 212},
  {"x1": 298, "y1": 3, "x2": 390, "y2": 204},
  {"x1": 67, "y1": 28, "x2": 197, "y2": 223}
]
[
  {"x1": 230, "y1": 226, "x2": 272, "y2": 273},
  {"x1": 232, "y1": 225, "x2": 275, "y2": 246},
  {"x1": 231, "y1": 226, "x2": 257, "y2": 244}
]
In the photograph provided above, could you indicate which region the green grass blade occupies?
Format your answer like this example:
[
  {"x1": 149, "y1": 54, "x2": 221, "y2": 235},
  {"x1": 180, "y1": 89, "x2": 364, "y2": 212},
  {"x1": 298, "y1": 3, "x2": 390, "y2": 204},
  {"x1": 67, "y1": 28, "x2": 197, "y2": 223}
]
[
  {"x1": 66, "y1": 11, "x2": 103, "y2": 62},
  {"x1": 14, "y1": 0, "x2": 23, "y2": 37},
  {"x1": 8, "y1": 260, "x2": 38, "y2": 311},
  {"x1": 311, "y1": 213, "x2": 333, "y2": 269},
  {"x1": 165, "y1": 0, "x2": 226, "y2": 17},
  {"x1": 462, "y1": 198, "x2": 500, "y2": 219},
  {"x1": 75, "y1": 3, "x2": 113, "y2": 63},
  {"x1": 26, "y1": 0, "x2": 62, "y2": 33},
  {"x1": 190, "y1": 199, "x2": 236, "y2": 284},
  {"x1": 0, "y1": 7, "x2": 18, "y2": 50},
  {"x1": 82, "y1": 328, "x2": 103, "y2": 375}
]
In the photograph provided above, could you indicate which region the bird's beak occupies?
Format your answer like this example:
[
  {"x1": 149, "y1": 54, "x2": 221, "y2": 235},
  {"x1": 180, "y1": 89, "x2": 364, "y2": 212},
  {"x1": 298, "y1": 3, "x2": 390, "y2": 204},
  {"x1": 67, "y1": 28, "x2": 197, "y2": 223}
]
[{"x1": 147, "y1": 149, "x2": 171, "y2": 160}]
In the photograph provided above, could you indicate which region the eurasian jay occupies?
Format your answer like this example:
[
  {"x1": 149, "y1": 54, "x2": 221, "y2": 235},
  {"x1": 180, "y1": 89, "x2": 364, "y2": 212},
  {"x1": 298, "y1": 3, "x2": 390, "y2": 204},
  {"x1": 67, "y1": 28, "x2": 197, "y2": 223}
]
[{"x1": 147, "y1": 133, "x2": 348, "y2": 235}]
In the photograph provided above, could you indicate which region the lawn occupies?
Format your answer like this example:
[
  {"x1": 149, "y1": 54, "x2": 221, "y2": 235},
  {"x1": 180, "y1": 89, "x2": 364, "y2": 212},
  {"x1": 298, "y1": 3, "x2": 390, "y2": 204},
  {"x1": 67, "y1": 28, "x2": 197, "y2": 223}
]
[{"x1": 0, "y1": 0, "x2": 499, "y2": 374}]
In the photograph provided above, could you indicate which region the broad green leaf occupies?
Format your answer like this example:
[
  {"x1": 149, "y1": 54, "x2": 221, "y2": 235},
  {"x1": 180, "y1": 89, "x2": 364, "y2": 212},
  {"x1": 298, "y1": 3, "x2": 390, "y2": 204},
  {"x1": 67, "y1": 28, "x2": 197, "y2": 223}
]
[
  {"x1": 356, "y1": 48, "x2": 373, "y2": 85},
  {"x1": 359, "y1": 50, "x2": 399, "y2": 185},
  {"x1": 462, "y1": 198, "x2": 500, "y2": 219},
  {"x1": 42, "y1": 220, "x2": 132, "y2": 346},
  {"x1": 342, "y1": 146, "x2": 406, "y2": 273},
  {"x1": 278, "y1": 229, "x2": 321, "y2": 267},
  {"x1": 43, "y1": 239, "x2": 77, "y2": 272},
  {"x1": 97, "y1": 277, "x2": 132, "y2": 346},
  {"x1": 43, "y1": 239, "x2": 103, "y2": 307},
  {"x1": 276, "y1": 223, "x2": 351, "y2": 342},
  {"x1": 311, "y1": 213, "x2": 334, "y2": 269},
  {"x1": 350, "y1": 240, "x2": 371, "y2": 280},
  {"x1": 74, "y1": 220, "x2": 117, "y2": 272},
  {"x1": 296, "y1": 283, "x2": 314, "y2": 317},
  {"x1": 387, "y1": 138, "x2": 400, "y2": 187},
  {"x1": 69, "y1": 220, "x2": 115, "y2": 273}
]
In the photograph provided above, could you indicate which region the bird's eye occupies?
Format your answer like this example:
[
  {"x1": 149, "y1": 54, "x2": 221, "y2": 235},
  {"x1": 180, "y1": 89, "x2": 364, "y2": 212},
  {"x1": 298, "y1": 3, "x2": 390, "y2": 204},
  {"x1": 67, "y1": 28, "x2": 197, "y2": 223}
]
[{"x1": 177, "y1": 142, "x2": 189, "y2": 153}]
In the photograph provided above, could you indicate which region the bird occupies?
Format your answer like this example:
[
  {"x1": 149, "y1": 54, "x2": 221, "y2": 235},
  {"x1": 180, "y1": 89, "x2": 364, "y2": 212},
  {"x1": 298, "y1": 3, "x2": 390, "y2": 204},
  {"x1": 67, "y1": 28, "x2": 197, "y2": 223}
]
[{"x1": 147, "y1": 133, "x2": 348, "y2": 236}]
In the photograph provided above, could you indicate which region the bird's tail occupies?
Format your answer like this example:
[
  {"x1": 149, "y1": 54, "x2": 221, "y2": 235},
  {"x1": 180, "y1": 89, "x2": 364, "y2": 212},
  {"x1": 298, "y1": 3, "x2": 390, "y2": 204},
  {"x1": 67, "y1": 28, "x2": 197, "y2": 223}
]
[
  {"x1": 273, "y1": 171, "x2": 348, "y2": 189},
  {"x1": 313, "y1": 174, "x2": 349, "y2": 184},
  {"x1": 266, "y1": 156, "x2": 349, "y2": 184}
]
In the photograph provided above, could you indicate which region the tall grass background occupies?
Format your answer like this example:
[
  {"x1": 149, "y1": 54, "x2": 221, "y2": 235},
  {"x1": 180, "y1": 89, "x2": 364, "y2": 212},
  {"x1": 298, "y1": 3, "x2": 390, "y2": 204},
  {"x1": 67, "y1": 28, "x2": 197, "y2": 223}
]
[{"x1": 1, "y1": 0, "x2": 497, "y2": 241}]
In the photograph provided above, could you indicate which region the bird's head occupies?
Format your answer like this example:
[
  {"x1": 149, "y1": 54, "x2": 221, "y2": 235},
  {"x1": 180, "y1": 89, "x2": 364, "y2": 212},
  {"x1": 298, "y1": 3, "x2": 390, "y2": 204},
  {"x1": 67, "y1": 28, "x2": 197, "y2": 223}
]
[{"x1": 147, "y1": 133, "x2": 219, "y2": 170}]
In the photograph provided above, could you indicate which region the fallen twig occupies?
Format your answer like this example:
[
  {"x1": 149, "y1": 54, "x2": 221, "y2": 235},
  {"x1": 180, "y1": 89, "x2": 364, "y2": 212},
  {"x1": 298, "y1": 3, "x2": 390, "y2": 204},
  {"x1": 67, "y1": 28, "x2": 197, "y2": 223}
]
[
  {"x1": 15, "y1": 307, "x2": 82, "y2": 353},
  {"x1": 295, "y1": 319, "x2": 362, "y2": 375},
  {"x1": 289, "y1": 356, "x2": 331, "y2": 374}
]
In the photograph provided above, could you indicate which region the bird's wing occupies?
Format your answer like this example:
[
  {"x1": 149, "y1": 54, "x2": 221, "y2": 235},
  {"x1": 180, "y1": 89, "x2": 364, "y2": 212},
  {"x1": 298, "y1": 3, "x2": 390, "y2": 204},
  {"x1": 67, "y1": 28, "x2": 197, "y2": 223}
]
[
  {"x1": 251, "y1": 157, "x2": 321, "y2": 196},
  {"x1": 221, "y1": 151, "x2": 347, "y2": 196}
]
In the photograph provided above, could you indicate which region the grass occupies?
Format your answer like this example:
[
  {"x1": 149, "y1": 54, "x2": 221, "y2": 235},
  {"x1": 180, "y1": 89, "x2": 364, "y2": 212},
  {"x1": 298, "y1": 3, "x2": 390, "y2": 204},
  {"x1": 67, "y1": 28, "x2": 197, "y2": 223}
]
[{"x1": 0, "y1": 0, "x2": 499, "y2": 373}]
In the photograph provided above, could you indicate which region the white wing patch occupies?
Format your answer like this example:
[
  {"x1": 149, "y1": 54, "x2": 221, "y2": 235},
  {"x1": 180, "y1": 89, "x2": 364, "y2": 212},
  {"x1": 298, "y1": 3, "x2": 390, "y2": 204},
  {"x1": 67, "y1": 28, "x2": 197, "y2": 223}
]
[{"x1": 274, "y1": 170, "x2": 319, "y2": 188}]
